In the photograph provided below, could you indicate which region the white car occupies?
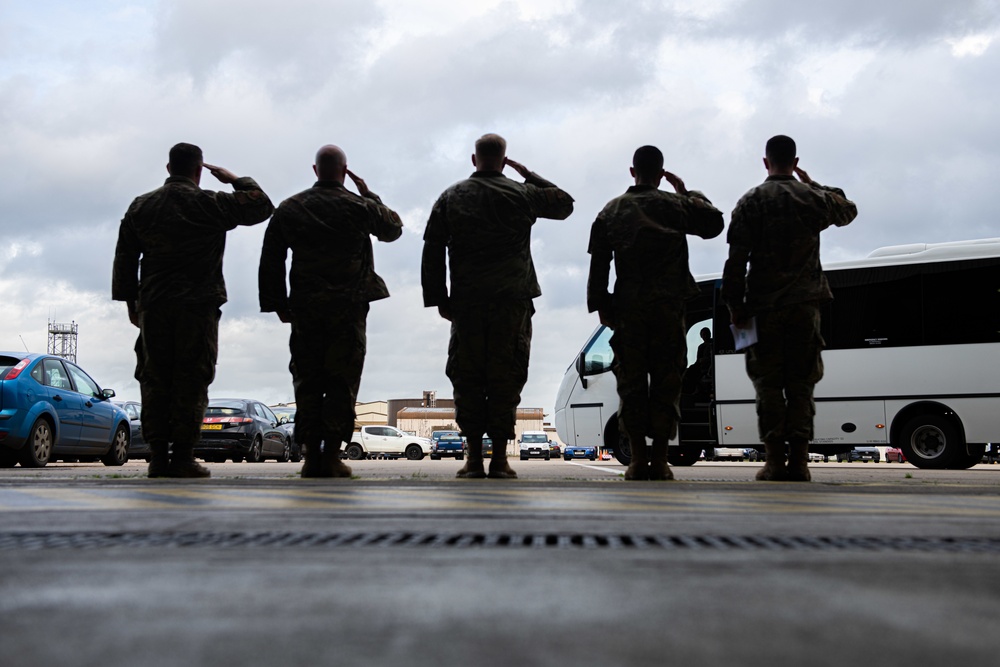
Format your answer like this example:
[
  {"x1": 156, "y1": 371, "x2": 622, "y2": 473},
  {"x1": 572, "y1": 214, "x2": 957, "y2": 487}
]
[{"x1": 346, "y1": 426, "x2": 432, "y2": 460}]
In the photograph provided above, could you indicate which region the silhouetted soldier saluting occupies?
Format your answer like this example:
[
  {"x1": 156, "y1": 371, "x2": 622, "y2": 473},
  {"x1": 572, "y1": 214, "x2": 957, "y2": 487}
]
[
  {"x1": 422, "y1": 134, "x2": 574, "y2": 479},
  {"x1": 259, "y1": 145, "x2": 402, "y2": 478},
  {"x1": 588, "y1": 145, "x2": 723, "y2": 481},
  {"x1": 113, "y1": 143, "x2": 274, "y2": 478},
  {"x1": 722, "y1": 135, "x2": 857, "y2": 482}
]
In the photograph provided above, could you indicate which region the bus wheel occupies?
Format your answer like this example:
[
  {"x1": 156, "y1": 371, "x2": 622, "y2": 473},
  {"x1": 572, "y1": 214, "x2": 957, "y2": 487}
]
[
  {"x1": 899, "y1": 415, "x2": 960, "y2": 469},
  {"x1": 668, "y1": 445, "x2": 701, "y2": 467},
  {"x1": 610, "y1": 425, "x2": 631, "y2": 467}
]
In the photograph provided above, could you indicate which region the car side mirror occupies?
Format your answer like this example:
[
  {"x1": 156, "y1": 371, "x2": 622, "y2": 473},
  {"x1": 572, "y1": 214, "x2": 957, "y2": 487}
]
[{"x1": 102, "y1": 388, "x2": 116, "y2": 399}]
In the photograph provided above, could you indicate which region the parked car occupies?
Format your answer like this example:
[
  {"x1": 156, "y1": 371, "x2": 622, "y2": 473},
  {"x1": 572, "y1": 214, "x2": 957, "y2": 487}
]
[
  {"x1": 549, "y1": 441, "x2": 562, "y2": 457},
  {"x1": 563, "y1": 442, "x2": 597, "y2": 461},
  {"x1": 519, "y1": 431, "x2": 551, "y2": 460},
  {"x1": 885, "y1": 446, "x2": 907, "y2": 464},
  {"x1": 0, "y1": 352, "x2": 130, "y2": 468},
  {"x1": 808, "y1": 452, "x2": 829, "y2": 463},
  {"x1": 482, "y1": 436, "x2": 493, "y2": 457},
  {"x1": 836, "y1": 446, "x2": 881, "y2": 463},
  {"x1": 429, "y1": 432, "x2": 465, "y2": 460},
  {"x1": 196, "y1": 398, "x2": 292, "y2": 463},
  {"x1": 348, "y1": 425, "x2": 432, "y2": 460},
  {"x1": 711, "y1": 447, "x2": 746, "y2": 461},
  {"x1": 601, "y1": 452, "x2": 612, "y2": 461},
  {"x1": 269, "y1": 405, "x2": 302, "y2": 462},
  {"x1": 113, "y1": 400, "x2": 151, "y2": 461},
  {"x1": 744, "y1": 447, "x2": 764, "y2": 462}
]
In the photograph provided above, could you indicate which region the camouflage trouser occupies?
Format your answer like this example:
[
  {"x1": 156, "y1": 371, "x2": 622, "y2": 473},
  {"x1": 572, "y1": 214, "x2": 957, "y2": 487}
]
[
  {"x1": 745, "y1": 302, "x2": 824, "y2": 444},
  {"x1": 289, "y1": 304, "x2": 368, "y2": 449},
  {"x1": 610, "y1": 300, "x2": 686, "y2": 442},
  {"x1": 446, "y1": 300, "x2": 533, "y2": 441},
  {"x1": 135, "y1": 303, "x2": 220, "y2": 451}
]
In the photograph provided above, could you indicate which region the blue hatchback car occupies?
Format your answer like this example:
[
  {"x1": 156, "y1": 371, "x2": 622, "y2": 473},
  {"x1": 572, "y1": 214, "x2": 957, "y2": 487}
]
[{"x1": 0, "y1": 352, "x2": 131, "y2": 468}]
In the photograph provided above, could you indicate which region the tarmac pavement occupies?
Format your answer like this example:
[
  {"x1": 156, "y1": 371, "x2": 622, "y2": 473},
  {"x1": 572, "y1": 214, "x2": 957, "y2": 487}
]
[{"x1": 2, "y1": 459, "x2": 999, "y2": 666}]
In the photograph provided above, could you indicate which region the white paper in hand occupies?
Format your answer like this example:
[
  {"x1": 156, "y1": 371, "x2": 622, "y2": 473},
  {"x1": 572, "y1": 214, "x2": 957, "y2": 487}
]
[{"x1": 730, "y1": 317, "x2": 758, "y2": 351}]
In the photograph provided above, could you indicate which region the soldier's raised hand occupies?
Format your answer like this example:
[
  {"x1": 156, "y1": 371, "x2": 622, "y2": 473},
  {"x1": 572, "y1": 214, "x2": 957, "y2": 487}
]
[
  {"x1": 203, "y1": 163, "x2": 239, "y2": 185},
  {"x1": 504, "y1": 158, "x2": 531, "y2": 179},
  {"x1": 662, "y1": 170, "x2": 688, "y2": 195},
  {"x1": 347, "y1": 169, "x2": 371, "y2": 197},
  {"x1": 794, "y1": 166, "x2": 812, "y2": 185}
]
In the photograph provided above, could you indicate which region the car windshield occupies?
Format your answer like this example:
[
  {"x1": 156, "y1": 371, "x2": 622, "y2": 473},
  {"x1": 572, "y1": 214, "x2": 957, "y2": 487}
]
[
  {"x1": 439, "y1": 436, "x2": 462, "y2": 442},
  {"x1": 206, "y1": 401, "x2": 246, "y2": 416},
  {"x1": 522, "y1": 434, "x2": 547, "y2": 443}
]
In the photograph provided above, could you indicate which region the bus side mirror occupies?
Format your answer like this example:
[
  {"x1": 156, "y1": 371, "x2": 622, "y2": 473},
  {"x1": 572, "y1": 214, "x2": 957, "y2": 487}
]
[{"x1": 576, "y1": 352, "x2": 589, "y2": 389}]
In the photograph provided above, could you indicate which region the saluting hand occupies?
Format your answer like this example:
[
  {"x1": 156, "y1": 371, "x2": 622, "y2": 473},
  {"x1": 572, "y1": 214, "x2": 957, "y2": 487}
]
[
  {"x1": 347, "y1": 169, "x2": 371, "y2": 197},
  {"x1": 504, "y1": 158, "x2": 531, "y2": 179},
  {"x1": 794, "y1": 166, "x2": 812, "y2": 185},
  {"x1": 662, "y1": 170, "x2": 688, "y2": 195},
  {"x1": 203, "y1": 163, "x2": 239, "y2": 184}
]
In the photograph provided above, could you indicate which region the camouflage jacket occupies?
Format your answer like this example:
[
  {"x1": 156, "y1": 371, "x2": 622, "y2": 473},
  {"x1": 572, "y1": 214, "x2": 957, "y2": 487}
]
[
  {"x1": 721, "y1": 175, "x2": 858, "y2": 314},
  {"x1": 587, "y1": 185, "x2": 724, "y2": 313},
  {"x1": 258, "y1": 181, "x2": 402, "y2": 313},
  {"x1": 421, "y1": 170, "x2": 574, "y2": 307},
  {"x1": 112, "y1": 175, "x2": 274, "y2": 310}
]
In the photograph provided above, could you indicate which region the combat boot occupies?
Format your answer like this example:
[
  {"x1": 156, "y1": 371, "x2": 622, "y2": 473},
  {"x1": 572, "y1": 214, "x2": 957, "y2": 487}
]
[
  {"x1": 487, "y1": 439, "x2": 517, "y2": 479},
  {"x1": 166, "y1": 447, "x2": 211, "y2": 479},
  {"x1": 319, "y1": 442, "x2": 353, "y2": 478},
  {"x1": 624, "y1": 432, "x2": 650, "y2": 481},
  {"x1": 648, "y1": 438, "x2": 674, "y2": 481},
  {"x1": 300, "y1": 442, "x2": 324, "y2": 478},
  {"x1": 755, "y1": 442, "x2": 788, "y2": 481},
  {"x1": 786, "y1": 440, "x2": 811, "y2": 482},
  {"x1": 147, "y1": 442, "x2": 170, "y2": 478},
  {"x1": 456, "y1": 436, "x2": 486, "y2": 478}
]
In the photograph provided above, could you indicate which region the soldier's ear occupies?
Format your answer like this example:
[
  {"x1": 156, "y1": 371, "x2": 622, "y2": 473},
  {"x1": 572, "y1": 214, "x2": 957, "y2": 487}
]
[
  {"x1": 629, "y1": 167, "x2": 636, "y2": 179},
  {"x1": 762, "y1": 157, "x2": 770, "y2": 171},
  {"x1": 471, "y1": 154, "x2": 477, "y2": 169},
  {"x1": 313, "y1": 164, "x2": 319, "y2": 178}
]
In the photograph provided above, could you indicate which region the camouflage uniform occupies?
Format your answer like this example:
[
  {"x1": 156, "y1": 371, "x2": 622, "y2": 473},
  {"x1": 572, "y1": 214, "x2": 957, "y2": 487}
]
[
  {"x1": 422, "y1": 170, "x2": 573, "y2": 441},
  {"x1": 112, "y1": 175, "x2": 274, "y2": 455},
  {"x1": 588, "y1": 185, "x2": 723, "y2": 450},
  {"x1": 721, "y1": 175, "x2": 857, "y2": 446},
  {"x1": 259, "y1": 181, "x2": 402, "y2": 452}
]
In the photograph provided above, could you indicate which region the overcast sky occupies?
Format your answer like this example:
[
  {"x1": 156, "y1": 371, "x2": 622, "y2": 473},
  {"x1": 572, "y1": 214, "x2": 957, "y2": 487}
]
[{"x1": 2, "y1": 0, "x2": 998, "y2": 418}]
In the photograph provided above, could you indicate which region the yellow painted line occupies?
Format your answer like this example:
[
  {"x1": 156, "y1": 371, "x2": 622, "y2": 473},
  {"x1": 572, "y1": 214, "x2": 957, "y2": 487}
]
[{"x1": 1, "y1": 485, "x2": 1000, "y2": 517}]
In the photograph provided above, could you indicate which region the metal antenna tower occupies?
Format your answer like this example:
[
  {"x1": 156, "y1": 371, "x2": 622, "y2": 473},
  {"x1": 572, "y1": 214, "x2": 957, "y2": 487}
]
[{"x1": 47, "y1": 320, "x2": 79, "y2": 363}]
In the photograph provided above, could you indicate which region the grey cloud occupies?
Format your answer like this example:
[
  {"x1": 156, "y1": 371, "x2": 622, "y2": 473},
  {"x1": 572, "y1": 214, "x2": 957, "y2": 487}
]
[
  {"x1": 715, "y1": 0, "x2": 1000, "y2": 46},
  {"x1": 153, "y1": 0, "x2": 382, "y2": 96}
]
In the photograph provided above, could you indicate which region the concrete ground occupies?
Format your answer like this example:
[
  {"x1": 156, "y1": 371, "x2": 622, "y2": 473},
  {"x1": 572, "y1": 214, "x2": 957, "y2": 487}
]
[{"x1": 1, "y1": 459, "x2": 999, "y2": 666}]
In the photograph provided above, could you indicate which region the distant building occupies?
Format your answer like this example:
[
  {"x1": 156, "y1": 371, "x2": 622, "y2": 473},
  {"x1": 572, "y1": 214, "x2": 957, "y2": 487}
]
[
  {"x1": 356, "y1": 401, "x2": 387, "y2": 428},
  {"x1": 397, "y1": 406, "x2": 545, "y2": 454}
]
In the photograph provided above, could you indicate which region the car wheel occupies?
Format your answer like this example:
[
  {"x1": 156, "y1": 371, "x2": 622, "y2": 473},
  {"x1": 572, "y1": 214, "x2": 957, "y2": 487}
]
[
  {"x1": 20, "y1": 418, "x2": 54, "y2": 468},
  {"x1": 232, "y1": 456, "x2": 244, "y2": 463},
  {"x1": 405, "y1": 445, "x2": 424, "y2": 461},
  {"x1": 589, "y1": 456, "x2": 596, "y2": 461},
  {"x1": 520, "y1": 454, "x2": 528, "y2": 461},
  {"x1": 290, "y1": 444, "x2": 302, "y2": 463},
  {"x1": 545, "y1": 454, "x2": 550, "y2": 460},
  {"x1": 246, "y1": 437, "x2": 264, "y2": 463},
  {"x1": 899, "y1": 414, "x2": 961, "y2": 469},
  {"x1": 564, "y1": 455, "x2": 571, "y2": 461},
  {"x1": 456, "y1": 454, "x2": 464, "y2": 461},
  {"x1": 345, "y1": 443, "x2": 364, "y2": 460},
  {"x1": 277, "y1": 441, "x2": 291, "y2": 463},
  {"x1": 101, "y1": 424, "x2": 130, "y2": 467}
]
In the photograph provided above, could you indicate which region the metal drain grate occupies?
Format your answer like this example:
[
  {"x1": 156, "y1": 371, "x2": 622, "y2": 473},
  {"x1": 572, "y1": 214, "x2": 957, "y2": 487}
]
[{"x1": 1, "y1": 531, "x2": 999, "y2": 553}]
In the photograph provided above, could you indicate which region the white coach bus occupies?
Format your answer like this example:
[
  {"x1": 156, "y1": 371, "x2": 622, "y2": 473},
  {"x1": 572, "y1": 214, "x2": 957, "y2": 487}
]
[{"x1": 554, "y1": 238, "x2": 1000, "y2": 470}]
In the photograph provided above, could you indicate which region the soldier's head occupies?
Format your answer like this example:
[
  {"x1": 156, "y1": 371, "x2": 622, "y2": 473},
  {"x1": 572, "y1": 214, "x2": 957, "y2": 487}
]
[
  {"x1": 764, "y1": 135, "x2": 798, "y2": 175},
  {"x1": 472, "y1": 133, "x2": 507, "y2": 172},
  {"x1": 314, "y1": 144, "x2": 348, "y2": 183},
  {"x1": 630, "y1": 145, "x2": 664, "y2": 185},
  {"x1": 167, "y1": 143, "x2": 203, "y2": 183}
]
